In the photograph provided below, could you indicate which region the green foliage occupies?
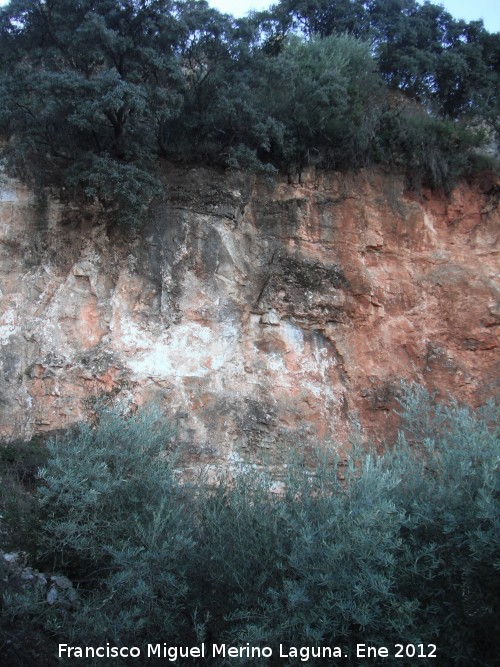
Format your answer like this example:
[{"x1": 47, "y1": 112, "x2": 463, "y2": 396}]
[
  {"x1": 0, "y1": 437, "x2": 48, "y2": 554},
  {"x1": 4, "y1": 406, "x2": 194, "y2": 663},
  {"x1": 261, "y1": 34, "x2": 382, "y2": 171},
  {"x1": 371, "y1": 104, "x2": 486, "y2": 189},
  {"x1": 212, "y1": 33, "x2": 382, "y2": 173},
  {"x1": 1, "y1": 390, "x2": 498, "y2": 665},
  {"x1": 0, "y1": 436, "x2": 48, "y2": 483},
  {"x1": 266, "y1": 0, "x2": 500, "y2": 124},
  {"x1": 36, "y1": 406, "x2": 180, "y2": 580},
  {"x1": 0, "y1": 0, "x2": 182, "y2": 220},
  {"x1": 211, "y1": 455, "x2": 420, "y2": 663},
  {"x1": 0, "y1": 0, "x2": 497, "y2": 226},
  {"x1": 66, "y1": 156, "x2": 163, "y2": 225},
  {"x1": 388, "y1": 386, "x2": 500, "y2": 665}
]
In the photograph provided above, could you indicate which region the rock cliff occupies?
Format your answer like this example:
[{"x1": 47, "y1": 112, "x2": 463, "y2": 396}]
[{"x1": 0, "y1": 166, "x2": 498, "y2": 464}]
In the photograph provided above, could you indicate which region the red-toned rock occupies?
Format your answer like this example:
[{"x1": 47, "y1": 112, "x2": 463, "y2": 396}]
[{"x1": 0, "y1": 167, "x2": 498, "y2": 462}]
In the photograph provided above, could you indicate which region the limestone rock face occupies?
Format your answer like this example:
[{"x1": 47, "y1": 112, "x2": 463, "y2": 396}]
[{"x1": 0, "y1": 167, "x2": 498, "y2": 462}]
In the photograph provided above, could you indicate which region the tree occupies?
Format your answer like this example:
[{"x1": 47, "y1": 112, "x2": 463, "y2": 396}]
[
  {"x1": 0, "y1": 0, "x2": 183, "y2": 222},
  {"x1": 0, "y1": 0, "x2": 496, "y2": 222}
]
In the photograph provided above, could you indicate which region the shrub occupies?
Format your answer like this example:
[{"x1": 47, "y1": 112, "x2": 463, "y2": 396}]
[
  {"x1": 1, "y1": 391, "x2": 498, "y2": 666},
  {"x1": 387, "y1": 386, "x2": 500, "y2": 665},
  {"x1": 182, "y1": 389, "x2": 499, "y2": 665},
  {"x1": 208, "y1": 453, "x2": 420, "y2": 665},
  {"x1": 0, "y1": 437, "x2": 48, "y2": 554},
  {"x1": 2, "y1": 0, "x2": 495, "y2": 224},
  {"x1": 0, "y1": 406, "x2": 194, "y2": 664},
  {"x1": 371, "y1": 108, "x2": 485, "y2": 190},
  {"x1": 32, "y1": 406, "x2": 197, "y2": 655}
]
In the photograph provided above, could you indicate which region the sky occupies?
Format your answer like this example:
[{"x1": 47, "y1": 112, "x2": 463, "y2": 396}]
[
  {"x1": 209, "y1": 0, "x2": 500, "y2": 33},
  {"x1": 0, "y1": 0, "x2": 498, "y2": 33}
]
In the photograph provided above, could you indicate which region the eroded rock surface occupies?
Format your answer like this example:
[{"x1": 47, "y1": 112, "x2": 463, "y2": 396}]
[{"x1": 1, "y1": 167, "x2": 498, "y2": 463}]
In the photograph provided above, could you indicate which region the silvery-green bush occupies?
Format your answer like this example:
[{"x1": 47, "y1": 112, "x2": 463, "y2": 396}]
[{"x1": 1, "y1": 388, "x2": 498, "y2": 666}]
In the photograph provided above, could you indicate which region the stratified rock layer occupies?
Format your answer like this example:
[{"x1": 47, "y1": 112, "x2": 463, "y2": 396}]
[{"x1": 1, "y1": 167, "x2": 498, "y2": 462}]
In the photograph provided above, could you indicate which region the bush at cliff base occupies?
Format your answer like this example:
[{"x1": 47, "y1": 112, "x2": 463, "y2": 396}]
[{"x1": 1, "y1": 387, "x2": 498, "y2": 666}]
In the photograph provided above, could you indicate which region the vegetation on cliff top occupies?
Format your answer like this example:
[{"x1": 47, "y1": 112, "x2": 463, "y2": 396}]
[{"x1": 0, "y1": 0, "x2": 499, "y2": 222}]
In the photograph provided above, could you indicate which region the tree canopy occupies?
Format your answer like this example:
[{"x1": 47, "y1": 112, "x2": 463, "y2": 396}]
[{"x1": 0, "y1": 0, "x2": 498, "y2": 223}]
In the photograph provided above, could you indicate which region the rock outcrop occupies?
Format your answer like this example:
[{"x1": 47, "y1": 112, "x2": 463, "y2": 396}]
[{"x1": 0, "y1": 166, "x2": 498, "y2": 464}]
